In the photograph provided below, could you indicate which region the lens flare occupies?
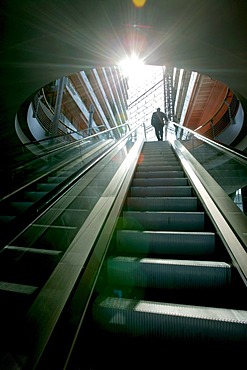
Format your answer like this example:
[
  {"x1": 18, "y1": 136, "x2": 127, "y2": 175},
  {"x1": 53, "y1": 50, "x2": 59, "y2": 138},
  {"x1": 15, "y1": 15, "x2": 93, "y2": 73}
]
[
  {"x1": 119, "y1": 54, "x2": 145, "y2": 85},
  {"x1": 132, "y1": 0, "x2": 147, "y2": 8}
]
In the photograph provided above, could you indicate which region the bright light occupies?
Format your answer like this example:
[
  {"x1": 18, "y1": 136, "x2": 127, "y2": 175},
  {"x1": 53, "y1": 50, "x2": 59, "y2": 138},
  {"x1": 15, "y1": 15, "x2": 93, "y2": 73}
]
[{"x1": 119, "y1": 54, "x2": 145, "y2": 86}]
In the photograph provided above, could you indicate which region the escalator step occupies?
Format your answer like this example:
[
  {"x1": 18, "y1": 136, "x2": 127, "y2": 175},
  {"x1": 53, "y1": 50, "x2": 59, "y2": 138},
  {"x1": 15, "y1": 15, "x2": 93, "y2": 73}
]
[
  {"x1": 6, "y1": 202, "x2": 33, "y2": 214},
  {"x1": 137, "y1": 160, "x2": 179, "y2": 166},
  {"x1": 127, "y1": 197, "x2": 197, "y2": 211},
  {"x1": 0, "y1": 246, "x2": 62, "y2": 286},
  {"x1": 36, "y1": 183, "x2": 58, "y2": 191},
  {"x1": 3, "y1": 246, "x2": 62, "y2": 256},
  {"x1": 132, "y1": 178, "x2": 188, "y2": 186},
  {"x1": 107, "y1": 257, "x2": 231, "y2": 289},
  {"x1": 0, "y1": 215, "x2": 15, "y2": 224},
  {"x1": 131, "y1": 186, "x2": 192, "y2": 197},
  {"x1": 134, "y1": 171, "x2": 185, "y2": 179},
  {"x1": 116, "y1": 230, "x2": 215, "y2": 256},
  {"x1": 123, "y1": 211, "x2": 204, "y2": 231},
  {"x1": 47, "y1": 176, "x2": 67, "y2": 183},
  {"x1": 23, "y1": 191, "x2": 47, "y2": 201},
  {"x1": 93, "y1": 297, "x2": 247, "y2": 343},
  {"x1": 136, "y1": 165, "x2": 182, "y2": 172},
  {"x1": 0, "y1": 281, "x2": 38, "y2": 295}
]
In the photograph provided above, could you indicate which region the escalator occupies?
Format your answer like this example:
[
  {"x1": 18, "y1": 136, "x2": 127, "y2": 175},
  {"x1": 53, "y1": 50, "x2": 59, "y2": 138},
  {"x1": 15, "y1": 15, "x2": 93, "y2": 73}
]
[
  {"x1": 0, "y1": 125, "x2": 138, "y2": 369},
  {"x1": 0, "y1": 129, "x2": 117, "y2": 249},
  {"x1": 68, "y1": 141, "x2": 247, "y2": 368},
  {"x1": 1, "y1": 133, "x2": 247, "y2": 369}
]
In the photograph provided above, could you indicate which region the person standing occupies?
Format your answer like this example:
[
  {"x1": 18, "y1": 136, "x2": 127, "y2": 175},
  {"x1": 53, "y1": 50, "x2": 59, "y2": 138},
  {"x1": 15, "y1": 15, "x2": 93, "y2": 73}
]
[
  {"x1": 173, "y1": 115, "x2": 180, "y2": 138},
  {"x1": 151, "y1": 108, "x2": 169, "y2": 141}
]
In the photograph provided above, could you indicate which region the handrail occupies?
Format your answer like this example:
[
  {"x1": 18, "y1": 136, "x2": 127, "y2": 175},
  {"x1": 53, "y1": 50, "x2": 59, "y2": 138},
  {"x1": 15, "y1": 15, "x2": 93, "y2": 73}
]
[
  {"x1": 172, "y1": 121, "x2": 247, "y2": 164},
  {"x1": 0, "y1": 122, "x2": 143, "y2": 249},
  {"x1": 173, "y1": 139, "x2": 247, "y2": 281},
  {"x1": 6, "y1": 121, "x2": 130, "y2": 167},
  {"x1": 32, "y1": 121, "x2": 143, "y2": 217},
  {"x1": 23, "y1": 121, "x2": 127, "y2": 152},
  {"x1": 1, "y1": 122, "x2": 132, "y2": 199}
]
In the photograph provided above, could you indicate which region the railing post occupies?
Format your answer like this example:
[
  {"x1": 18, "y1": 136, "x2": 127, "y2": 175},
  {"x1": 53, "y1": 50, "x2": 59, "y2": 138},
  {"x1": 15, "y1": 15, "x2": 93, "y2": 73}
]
[
  {"x1": 143, "y1": 122, "x2": 147, "y2": 141},
  {"x1": 209, "y1": 119, "x2": 215, "y2": 139},
  {"x1": 224, "y1": 99, "x2": 234, "y2": 124},
  {"x1": 88, "y1": 104, "x2": 94, "y2": 136},
  {"x1": 52, "y1": 77, "x2": 66, "y2": 136}
]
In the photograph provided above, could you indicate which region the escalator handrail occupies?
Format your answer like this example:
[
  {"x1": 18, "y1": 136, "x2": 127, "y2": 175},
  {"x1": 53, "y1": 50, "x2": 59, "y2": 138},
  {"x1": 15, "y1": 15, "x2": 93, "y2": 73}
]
[
  {"x1": 1, "y1": 122, "x2": 134, "y2": 203},
  {"x1": 172, "y1": 121, "x2": 247, "y2": 164},
  {"x1": 8, "y1": 122, "x2": 131, "y2": 168},
  {"x1": 173, "y1": 139, "x2": 247, "y2": 282},
  {"x1": 34, "y1": 121, "x2": 142, "y2": 214},
  {"x1": 0, "y1": 122, "x2": 143, "y2": 249}
]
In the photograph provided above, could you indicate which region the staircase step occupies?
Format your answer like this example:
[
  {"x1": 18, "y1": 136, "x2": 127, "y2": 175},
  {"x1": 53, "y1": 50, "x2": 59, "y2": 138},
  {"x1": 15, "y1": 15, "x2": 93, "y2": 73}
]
[
  {"x1": 132, "y1": 178, "x2": 188, "y2": 186},
  {"x1": 93, "y1": 297, "x2": 247, "y2": 343},
  {"x1": 1, "y1": 201, "x2": 33, "y2": 215},
  {"x1": 134, "y1": 171, "x2": 185, "y2": 178},
  {"x1": 47, "y1": 176, "x2": 67, "y2": 183},
  {"x1": 36, "y1": 183, "x2": 58, "y2": 191},
  {"x1": 137, "y1": 158, "x2": 179, "y2": 164},
  {"x1": 127, "y1": 197, "x2": 197, "y2": 211},
  {"x1": 3, "y1": 246, "x2": 62, "y2": 256},
  {"x1": 13, "y1": 224, "x2": 78, "y2": 250},
  {"x1": 23, "y1": 191, "x2": 47, "y2": 201},
  {"x1": 36, "y1": 208, "x2": 90, "y2": 227},
  {"x1": 131, "y1": 186, "x2": 192, "y2": 197},
  {"x1": 136, "y1": 165, "x2": 182, "y2": 172},
  {"x1": 0, "y1": 215, "x2": 15, "y2": 225},
  {"x1": 107, "y1": 257, "x2": 231, "y2": 289},
  {"x1": 123, "y1": 211, "x2": 204, "y2": 231},
  {"x1": 0, "y1": 246, "x2": 62, "y2": 286},
  {"x1": 138, "y1": 157, "x2": 178, "y2": 163},
  {"x1": 116, "y1": 230, "x2": 216, "y2": 256},
  {"x1": 0, "y1": 281, "x2": 38, "y2": 295}
]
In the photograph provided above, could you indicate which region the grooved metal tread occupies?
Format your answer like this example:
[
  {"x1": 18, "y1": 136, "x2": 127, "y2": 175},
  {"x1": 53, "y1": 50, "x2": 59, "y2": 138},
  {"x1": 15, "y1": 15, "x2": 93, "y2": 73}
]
[
  {"x1": 127, "y1": 197, "x2": 197, "y2": 211},
  {"x1": 123, "y1": 210, "x2": 204, "y2": 231},
  {"x1": 134, "y1": 171, "x2": 185, "y2": 178},
  {"x1": 131, "y1": 186, "x2": 192, "y2": 197},
  {"x1": 107, "y1": 256, "x2": 231, "y2": 289},
  {"x1": 132, "y1": 178, "x2": 188, "y2": 186},
  {"x1": 116, "y1": 230, "x2": 216, "y2": 256},
  {"x1": 93, "y1": 296, "x2": 247, "y2": 342}
]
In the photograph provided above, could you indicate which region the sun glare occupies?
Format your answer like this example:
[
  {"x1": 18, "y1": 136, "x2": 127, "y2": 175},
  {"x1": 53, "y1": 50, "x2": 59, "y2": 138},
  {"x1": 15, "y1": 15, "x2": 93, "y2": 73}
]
[{"x1": 119, "y1": 54, "x2": 145, "y2": 85}]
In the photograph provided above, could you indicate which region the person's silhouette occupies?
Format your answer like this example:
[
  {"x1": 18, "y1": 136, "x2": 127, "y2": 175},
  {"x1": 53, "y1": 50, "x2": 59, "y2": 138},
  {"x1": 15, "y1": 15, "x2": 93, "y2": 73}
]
[{"x1": 151, "y1": 108, "x2": 168, "y2": 140}]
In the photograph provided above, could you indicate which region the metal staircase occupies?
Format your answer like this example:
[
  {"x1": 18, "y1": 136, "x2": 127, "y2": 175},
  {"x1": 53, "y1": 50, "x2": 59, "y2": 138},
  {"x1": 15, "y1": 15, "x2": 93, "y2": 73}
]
[{"x1": 89, "y1": 141, "x2": 247, "y2": 367}]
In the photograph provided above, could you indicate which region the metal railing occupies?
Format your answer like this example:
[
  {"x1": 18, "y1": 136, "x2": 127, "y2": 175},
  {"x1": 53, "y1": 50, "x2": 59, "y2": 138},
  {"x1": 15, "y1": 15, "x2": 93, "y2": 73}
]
[
  {"x1": 193, "y1": 89, "x2": 239, "y2": 139},
  {"x1": 0, "y1": 122, "x2": 132, "y2": 200}
]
